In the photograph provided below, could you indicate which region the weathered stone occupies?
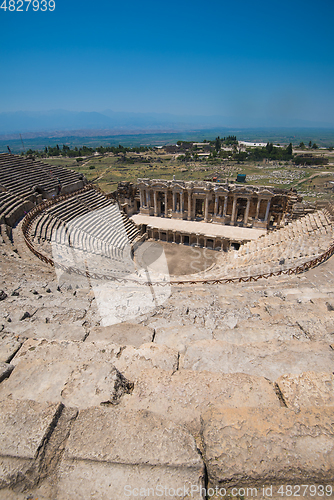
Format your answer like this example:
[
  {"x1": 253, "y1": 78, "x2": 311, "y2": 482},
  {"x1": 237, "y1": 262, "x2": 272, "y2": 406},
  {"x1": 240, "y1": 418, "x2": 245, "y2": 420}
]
[
  {"x1": 201, "y1": 406, "x2": 334, "y2": 488},
  {"x1": 213, "y1": 323, "x2": 304, "y2": 344},
  {"x1": 112, "y1": 343, "x2": 179, "y2": 379},
  {"x1": 276, "y1": 371, "x2": 334, "y2": 409},
  {"x1": 121, "y1": 368, "x2": 280, "y2": 435},
  {"x1": 153, "y1": 324, "x2": 212, "y2": 353},
  {"x1": 0, "y1": 362, "x2": 14, "y2": 383},
  {"x1": 0, "y1": 399, "x2": 63, "y2": 489},
  {"x1": 0, "y1": 339, "x2": 177, "y2": 407},
  {"x1": 181, "y1": 339, "x2": 334, "y2": 380},
  {"x1": 0, "y1": 340, "x2": 133, "y2": 408},
  {"x1": 15, "y1": 322, "x2": 87, "y2": 341},
  {"x1": 56, "y1": 407, "x2": 205, "y2": 500},
  {"x1": 0, "y1": 333, "x2": 25, "y2": 363},
  {"x1": 87, "y1": 321, "x2": 154, "y2": 347}
]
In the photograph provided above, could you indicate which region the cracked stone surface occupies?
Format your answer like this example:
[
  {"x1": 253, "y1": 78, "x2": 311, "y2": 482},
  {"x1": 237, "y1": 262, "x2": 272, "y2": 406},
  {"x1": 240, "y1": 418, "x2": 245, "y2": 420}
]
[
  {"x1": 120, "y1": 368, "x2": 281, "y2": 435},
  {"x1": 276, "y1": 371, "x2": 334, "y2": 409},
  {"x1": 0, "y1": 399, "x2": 63, "y2": 490},
  {"x1": 0, "y1": 338, "x2": 178, "y2": 407},
  {"x1": 87, "y1": 321, "x2": 154, "y2": 347},
  {"x1": 0, "y1": 333, "x2": 26, "y2": 363},
  {"x1": 56, "y1": 407, "x2": 205, "y2": 500},
  {"x1": 0, "y1": 362, "x2": 14, "y2": 383},
  {"x1": 201, "y1": 406, "x2": 334, "y2": 488},
  {"x1": 181, "y1": 339, "x2": 334, "y2": 380}
]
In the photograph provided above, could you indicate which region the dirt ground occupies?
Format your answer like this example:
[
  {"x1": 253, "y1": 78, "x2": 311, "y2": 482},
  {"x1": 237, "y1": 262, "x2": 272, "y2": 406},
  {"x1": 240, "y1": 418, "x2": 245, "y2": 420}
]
[{"x1": 135, "y1": 240, "x2": 219, "y2": 276}]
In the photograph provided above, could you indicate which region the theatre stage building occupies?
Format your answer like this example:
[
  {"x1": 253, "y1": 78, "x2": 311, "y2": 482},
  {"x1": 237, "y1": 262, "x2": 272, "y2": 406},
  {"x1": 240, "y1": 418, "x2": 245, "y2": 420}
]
[{"x1": 129, "y1": 179, "x2": 294, "y2": 251}]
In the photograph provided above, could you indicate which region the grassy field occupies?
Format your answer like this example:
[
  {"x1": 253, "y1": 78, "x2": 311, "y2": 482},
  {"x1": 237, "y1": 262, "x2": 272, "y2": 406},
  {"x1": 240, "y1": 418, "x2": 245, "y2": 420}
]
[{"x1": 42, "y1": 148, "x2": 334, "y2": 202}]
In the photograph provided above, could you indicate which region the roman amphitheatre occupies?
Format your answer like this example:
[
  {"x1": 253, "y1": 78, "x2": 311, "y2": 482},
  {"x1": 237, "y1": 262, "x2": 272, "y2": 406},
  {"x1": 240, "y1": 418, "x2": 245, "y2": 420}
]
[{"x1": 0, "y1": 149, "x2": 334, "y2": 500}]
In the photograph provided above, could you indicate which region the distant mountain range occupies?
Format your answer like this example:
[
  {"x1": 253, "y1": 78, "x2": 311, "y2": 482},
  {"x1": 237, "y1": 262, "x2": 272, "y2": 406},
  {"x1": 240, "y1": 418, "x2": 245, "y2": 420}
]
[{"x1": 0, "y1": 110, "x2": 333, "y2": 140}]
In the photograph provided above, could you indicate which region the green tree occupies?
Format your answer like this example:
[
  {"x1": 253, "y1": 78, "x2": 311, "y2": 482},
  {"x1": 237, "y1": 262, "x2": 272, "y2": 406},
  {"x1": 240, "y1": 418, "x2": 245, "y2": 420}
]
[
  {"x1": 312, "y1": 143, "x2": 318, "y2": 149},
  {"x1": 215, "y1": 136, "x2": 221, "y2": 152},
  {"x1": 286, "y1": 143, "x2": 293, "y2": 155},
  {"x1": 299, "y1": 142, "x2": 305, "y2": 149}
]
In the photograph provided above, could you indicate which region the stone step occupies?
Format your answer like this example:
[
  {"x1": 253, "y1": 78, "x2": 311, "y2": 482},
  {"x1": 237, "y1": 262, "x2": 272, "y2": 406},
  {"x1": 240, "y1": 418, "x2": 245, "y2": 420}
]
[
  {"x1": 180, "y1": 339, "x2": 334, "y2": 381},
  {"x1": 201, "y1": 405, "x2": 334, "y2": 490},
  {"x1": 0, "y1": 338, "x2": 179, "y2": 408}
]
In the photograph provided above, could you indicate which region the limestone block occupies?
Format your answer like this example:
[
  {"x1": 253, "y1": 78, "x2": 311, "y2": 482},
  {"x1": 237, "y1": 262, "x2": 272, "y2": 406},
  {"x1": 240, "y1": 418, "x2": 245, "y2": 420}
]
[
  {"x1": 201, "y1": 406, "x2": 334, "y2": 488},
  {"x1": 0, "y1": 339, "x2": 132, "y2": 408},
  {"x1": 0, "y1": 333, "x2": 25, "y2": 363},
  {"x1": 56, "y1": 407, "x2": 205, "y2": 500},
  {"x1": 120, "y1": 368, "x2": 280, "y2": 435},
  {"x1": 112, "y1": 343, "x2": 179, "y2": 379},
  {"x1": 0, "y1": 399, "x2": 62, "y2": 489},
  {"x1": 213, "y1": 323, "x2": 304, "y2": 344},
  {"x1": 0, "y1": 362, "x2": 14, "y2": 383},
  {"x1": 153, "y1": 324, "x2": 212, "y2": 354},
  {"x1": 14, "y1": 322, "x2": 87, "y2": 341},
  {"x1": 0, "y1": 339, "x2": 178, "y2": 407},
  {"x1": 87, "y1": 322, "x2": 154, "y2": 347},
  {"x1": 181, "y1": 339, "x2": 334, "y2": 381},
  {"x1": 276, "y1": 371, "x2": 334, "y2": 409}
]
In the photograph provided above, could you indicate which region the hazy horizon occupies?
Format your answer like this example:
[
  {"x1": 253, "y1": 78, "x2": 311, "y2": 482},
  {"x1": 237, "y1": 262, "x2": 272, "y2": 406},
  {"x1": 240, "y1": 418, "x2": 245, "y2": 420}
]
[{"x1": 1, "y1": 0, "x2": 333, "y2": 130}]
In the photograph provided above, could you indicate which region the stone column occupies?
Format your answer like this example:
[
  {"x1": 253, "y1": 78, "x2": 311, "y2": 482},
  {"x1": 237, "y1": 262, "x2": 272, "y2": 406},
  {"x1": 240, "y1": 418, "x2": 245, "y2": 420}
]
[
  {"x1": 223, "y1": 196, "x2": 228, "y2": 217},
  {"x1": 231, "y1": 196, "x2": 237, "y2": 224},
  {"x1": 214, "y1": 195, "x2": 219, "y2": 217},
  {"x1": 265, "y1": 199, "x2": 271, "y2": 222},
  {"x1": 172, "y1": 191, "x2": 176, "y2": 212},
  {"x1": 146, "y1": 190, "x2": 151, "y2": 208},
  {"x1": 255, "y1": 198, "x2": 261, "y2": 220},
  {"x1": 153, "y1": 191, "x2": 158, "y2": 216},
  {"x1": 173, "y1": 231, "x2": 176, "y2": 243},
  {"x1": 139, "y1": 188, "x2": 144, "y2": 209},
  {"x1": 180, "y1": 192, "x2": 184, "y2": 214},
  {"x1": 187, "y1": 190, "x2": 192, "y2": 220},
  {"x1": 164, "y1": 191, "x2": 168, "y2": 217},
  {"x1": 180, "y1": 233, "x2": 184, "y2": 244},
  {"x1": 244, "y1": 198, "x2": 251, "y2": 225},
  {"x1": 196, "y1": 234, "x2": 199, "y2": 246},
  {"x1": 204, "y1": 194, "x2": 209, "y2": 222}
]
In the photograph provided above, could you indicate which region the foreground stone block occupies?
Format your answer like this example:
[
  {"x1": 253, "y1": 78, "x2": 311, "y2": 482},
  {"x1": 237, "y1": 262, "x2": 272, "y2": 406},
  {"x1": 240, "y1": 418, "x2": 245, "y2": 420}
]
[
  {"x1": 0, "y1": 339, "x2": 177, "y2": 408},
  {"x1": 0, "y1": 333, "x2": 25, "y2": 363},
  {"x1": 182, "y1": 339, "x2": 334, "y2": 380},
  {"x1": 276, "y1": 371, "x2": 334, "y2": 409},
  {"x1": 56, "y1": 407, "x2": 205, "y2": 500},
  {"x1": 213, "y1": 323, "x2": 304, "y2": 344},
  {"x1": 153, "y1": 324, "x2": 212, "y2": 353},
  {"x1": 87, "y1": 322, "x2": 154, "y2": 347},
  {"x1": 121, "y1": 369, "x2": 280, "y2": 435},
  {"x1": 0, "y1": 399, "x2": 63, "y2": 490},
  {"x1": 112, "y1": 343, "x2": 178, "y2": 379},
  {"x1": 201, "y1": 406, "x2": 334, "y2": 488}
]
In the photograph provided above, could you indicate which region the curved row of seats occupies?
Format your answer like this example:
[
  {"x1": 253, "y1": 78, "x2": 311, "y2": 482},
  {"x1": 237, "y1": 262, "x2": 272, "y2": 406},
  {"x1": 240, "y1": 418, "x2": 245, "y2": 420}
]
[
  {"x1": 29, "y1": 187, "x2": 140, "y2": 261},
  {"x1": 0, "y1": 153, "x2": 84, "y2": 200},
  {"x1": 0, "y1": 190, "x2": 34, "y2": 226},
  {"x1": 218, "y1": 209, "x2": 334, "y2": 278}
]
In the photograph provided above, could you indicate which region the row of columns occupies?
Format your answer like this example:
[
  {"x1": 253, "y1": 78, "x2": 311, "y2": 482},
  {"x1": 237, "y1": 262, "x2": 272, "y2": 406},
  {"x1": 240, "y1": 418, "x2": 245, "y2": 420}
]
[
  {"x1": 140, "y1": 187, "x2": 272, "y2": 226},
  {"x1": 146, "y1": 226, "x2": 231, "y2": 251}
]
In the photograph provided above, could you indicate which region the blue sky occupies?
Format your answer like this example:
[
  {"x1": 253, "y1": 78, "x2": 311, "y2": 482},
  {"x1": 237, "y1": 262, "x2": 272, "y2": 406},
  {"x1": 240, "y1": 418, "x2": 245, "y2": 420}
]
[{"x1": 1, "y1": 0, "x2": 334, "y2": 126}]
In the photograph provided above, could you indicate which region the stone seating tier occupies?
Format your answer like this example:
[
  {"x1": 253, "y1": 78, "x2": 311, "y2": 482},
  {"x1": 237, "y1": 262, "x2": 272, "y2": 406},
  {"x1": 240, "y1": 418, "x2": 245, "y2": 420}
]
[{"x1": 0, "y1": 153, "x2": 85, "y2": 200}]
